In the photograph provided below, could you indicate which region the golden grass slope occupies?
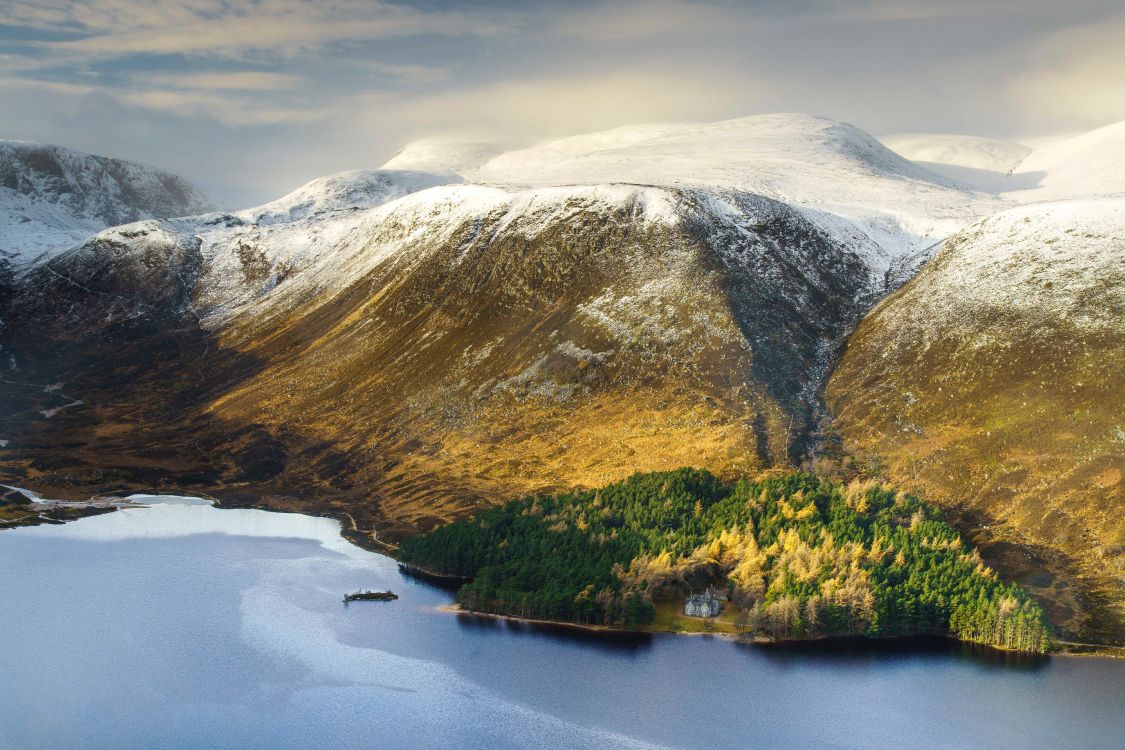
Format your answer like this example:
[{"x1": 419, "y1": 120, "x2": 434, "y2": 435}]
[{"x1": 826, "y1": 199, "x2": 1125, "y2": 643}]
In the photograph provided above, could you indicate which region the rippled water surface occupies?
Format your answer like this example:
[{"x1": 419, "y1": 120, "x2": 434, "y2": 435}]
[{"x1": 1, "y1": 498, "x2": 1123, "y2": 749}]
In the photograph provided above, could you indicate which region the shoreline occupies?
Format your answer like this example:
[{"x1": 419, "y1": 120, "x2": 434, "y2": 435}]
[
  {"x1": 0, "y1": 484, "x2": 149, "y2": 528},
  {"x1": 435, "y1": 603, "x2": 769, "y2": 643},
  {"x1": 398, "y1": 562, "x2": 472, "y2": 585},
  {"x1": 7, "y1": 483, "x2": 1122, "y2": 659},
  {"x1": 433, "y1": 603, "x2": 1123, "y2": 657}
]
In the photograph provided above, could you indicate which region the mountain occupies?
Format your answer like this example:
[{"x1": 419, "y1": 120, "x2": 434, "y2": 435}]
[
  {"x1": 880, "y1": 133, "x2": 1032, "y2": 174},
  {"x1": 0, "y1": 141, "x2": 214, "y2": 269},
  {"x1": 419, "y1": 114, "x2": 1001, "y2": 269},
  {"x1": 3, "y1": 116, "x2": 956, "y2": 536},
  {"x1": 882, "y1": 123, "x2": 1125, "y2": 200},
  {"x1": 382, "y1": 138, "x2": 507, "y2": 177},
  {"x1": 1, "y1": 176, "x2": 876, "y2": 538},
  {"x1": 825, "y1": 198, "x2": 1125, "y2": 641},
  {"x1": 1, "y1": 116, "x2": 1122, "y2": 643}
]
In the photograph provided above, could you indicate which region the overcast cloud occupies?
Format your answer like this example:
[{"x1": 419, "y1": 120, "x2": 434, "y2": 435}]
[{"x1": 1, "y1": 0, "x2": 1122, "y2": 203}]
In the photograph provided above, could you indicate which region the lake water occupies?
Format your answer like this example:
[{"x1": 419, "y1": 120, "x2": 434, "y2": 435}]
[{"x1": 1, "y1": 497, "x2": 1123, "y2": 750}]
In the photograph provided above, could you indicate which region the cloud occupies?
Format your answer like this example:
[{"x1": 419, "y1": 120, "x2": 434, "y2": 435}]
[
  {"x1": 551, "y1": 0, "x2": 1110, "y2": 40},
  {"x1": 0, "y1": 72, "x2": 320, "y2": 126},
  {"x1": 358, "y1": 68, "x2": 771, "y2": 143},
  {"x1": 358, "y1": 61, "x2": 450, "y2": 85},
  {"x1": 0, "y1": 74, "x2": 95, "y2": 97},
  {"x1": 116, "y1": 89, "x2": 323, "y2": 126},
  {"x1": 553, "y1": 1, "x2": 757, "y2": 41},
  {"x1": 134, "y1": 71, "x2": 306, "y2": 92},
  {"x1": 5, "y1": 1, "x2": 519, "y2": 62},
  {"x1": 4, "y1": 0, "x2": 1124, "y2": 195},
  {"x1": 1010, "y1": 14, "x2": 1125, "y2": 128}
]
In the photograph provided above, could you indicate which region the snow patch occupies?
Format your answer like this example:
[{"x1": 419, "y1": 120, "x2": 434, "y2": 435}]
[{"x1": 877, "y1": 197, "x2": 1125, "y2": 338}]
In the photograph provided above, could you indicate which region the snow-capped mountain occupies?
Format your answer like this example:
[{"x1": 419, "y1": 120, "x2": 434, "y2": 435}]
[
  {"x1": 880, "y1": 133, "x2": 1031, "y2": 173},
  {"x1": 382, "y1": 138, "x2": 507, "y2": 177},
  {"x1": 3, "y1": 117, "x2": 912, "y2": 530},
  {"x1": 0, "y1": 141, "x2": 214, "y2": 268},
  {"x1": 879, "y1": 133, "x2": 1033, "y2": 192},
  {"x1": 2, "y1": 114, "x2": 1123, "y2": 642},
  {"x1": 386, "y1": 114, "x2": 1003, "y2": 272},
  {"x1": 1012, "y1": 121, "x2": 1125, "y2": 199},
  {"x1": 236, "y1": 169, "x2": 457, "y2": 226}
]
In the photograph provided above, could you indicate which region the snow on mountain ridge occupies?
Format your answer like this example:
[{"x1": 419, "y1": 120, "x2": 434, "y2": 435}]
[
  {"x1": 881, "y1": 123, "x2": 1125, "y2": 200},
  {"x1": 236, "y1": 169, "x2": 458, "y2": 225},
  {"x1": 15, "y1": 113, "x2": 1125, "y2": 325},
  {"x1": 195, "y1": 182, "x2": 687, "y2": 329},
  {"x1": 384, "y1": 113, "x2": 1002, "y2": 273},
  {"x1": 381, "y1": 138, "x2": 507, "y2": 176},
  {"x1": 1013, "y1": 121, "x2": 1125, "y2": 199},
  {"x1": 444, "y1": 114, "x2": 949, "y2": 187},
  {"x1": 900, "y1": 197, "x2": 1125, "y2": 333}
]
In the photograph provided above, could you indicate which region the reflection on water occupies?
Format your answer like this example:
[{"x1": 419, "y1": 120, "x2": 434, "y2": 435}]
[
  {"x1": 453, "y1": 611, "x2": 656, "y2": 654},
  {"x1": 746, "y1": 635, "x2": 1051, "y2": 672},
  {"x1": 1, "y1": 498, "x2": 1122, "y2": 750}
]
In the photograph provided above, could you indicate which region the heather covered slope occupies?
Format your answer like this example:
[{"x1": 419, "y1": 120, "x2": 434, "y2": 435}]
[
  {"x1": 825, "y1": 199, "x2": 1125, "y2": 642},
  {"x1": 1, "y1": 178, "x2": 874, "y2": 538}
]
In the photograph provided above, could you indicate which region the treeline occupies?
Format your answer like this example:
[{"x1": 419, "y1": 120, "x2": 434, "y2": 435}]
[{"x1": 399, "y1": 469, "x2": 1051, "y2": 652}]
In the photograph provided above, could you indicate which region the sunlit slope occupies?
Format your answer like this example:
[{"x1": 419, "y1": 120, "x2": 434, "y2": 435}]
[
  {"x1": 881, "y1": 120, "x2": 1125, "y2": 200},
  {"x1": 1014, "y1": 121, "x2": 1125, "y2": 199},
  {"x1": 826, "y1": 199, "x2": 1125, "y2": 642},
  {"x1": 2, "y1": 182, "x2": 874, "y2": 538}
]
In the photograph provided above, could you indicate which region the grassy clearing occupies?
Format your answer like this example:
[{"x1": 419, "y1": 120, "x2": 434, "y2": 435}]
[{"x1": 649, "y1": 598, "x2": 741, "y2": 635}]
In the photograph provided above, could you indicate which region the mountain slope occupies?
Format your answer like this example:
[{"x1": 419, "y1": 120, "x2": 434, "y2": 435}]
[
  {"x1": 2, "y1": 176, "x2": 875, "y2": 538},
  {"x1": 882, "y1": 122, "x2": 1125, "y2": 200},
  {"x1": 382, "y1": 138, "x2": 506, "y2": 177},
  {"x1": 880, "y1": 133, "x2": 1032, "y2": 174},
  {"x1": 0, "y1": 141, "x2": 214, "y2": 268},
  {"x1": 825, "y1": 198, "x2": 1125, "y2": 641},
  {"x1": 1012, "y1": 121, "x2": 1125, "y2": 199}
]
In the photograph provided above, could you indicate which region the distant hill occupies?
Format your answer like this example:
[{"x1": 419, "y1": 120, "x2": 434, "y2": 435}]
[{"x1": 0, "y1": 140, "x2": 214, "y2": 268}]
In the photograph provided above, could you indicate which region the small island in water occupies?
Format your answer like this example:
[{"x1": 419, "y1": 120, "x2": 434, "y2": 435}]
[
  {"x1": 400, "y1": 469, "x2": 1051, "y2": 653},
  {"x1": 343, "y1": 590, "x2": 399, "y2": 602}
]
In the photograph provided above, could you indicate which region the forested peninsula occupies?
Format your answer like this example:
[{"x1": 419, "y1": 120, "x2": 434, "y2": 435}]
[{"x1": 400, "y1": 470, "x2": 1051, "y2": 652}]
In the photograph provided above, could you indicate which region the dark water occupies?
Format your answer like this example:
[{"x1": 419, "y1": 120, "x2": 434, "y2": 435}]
[{"x1": 1, "y1": 497, "x2": 1122, "y2": 750}]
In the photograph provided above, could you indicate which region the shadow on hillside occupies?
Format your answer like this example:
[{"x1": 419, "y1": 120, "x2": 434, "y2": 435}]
[{"x1": 914, "y1": 161, "x2": 1047, "y2": 193}]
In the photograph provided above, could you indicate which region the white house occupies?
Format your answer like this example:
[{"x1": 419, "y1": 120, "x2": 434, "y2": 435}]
[{"x1": 684, "y1": 588, "x2": 723, "y2": 617}]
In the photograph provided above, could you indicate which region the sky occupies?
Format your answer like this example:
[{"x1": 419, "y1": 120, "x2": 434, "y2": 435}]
[{"x1": 2, "y1": 0, "x2": 1123, "y2": 205}]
